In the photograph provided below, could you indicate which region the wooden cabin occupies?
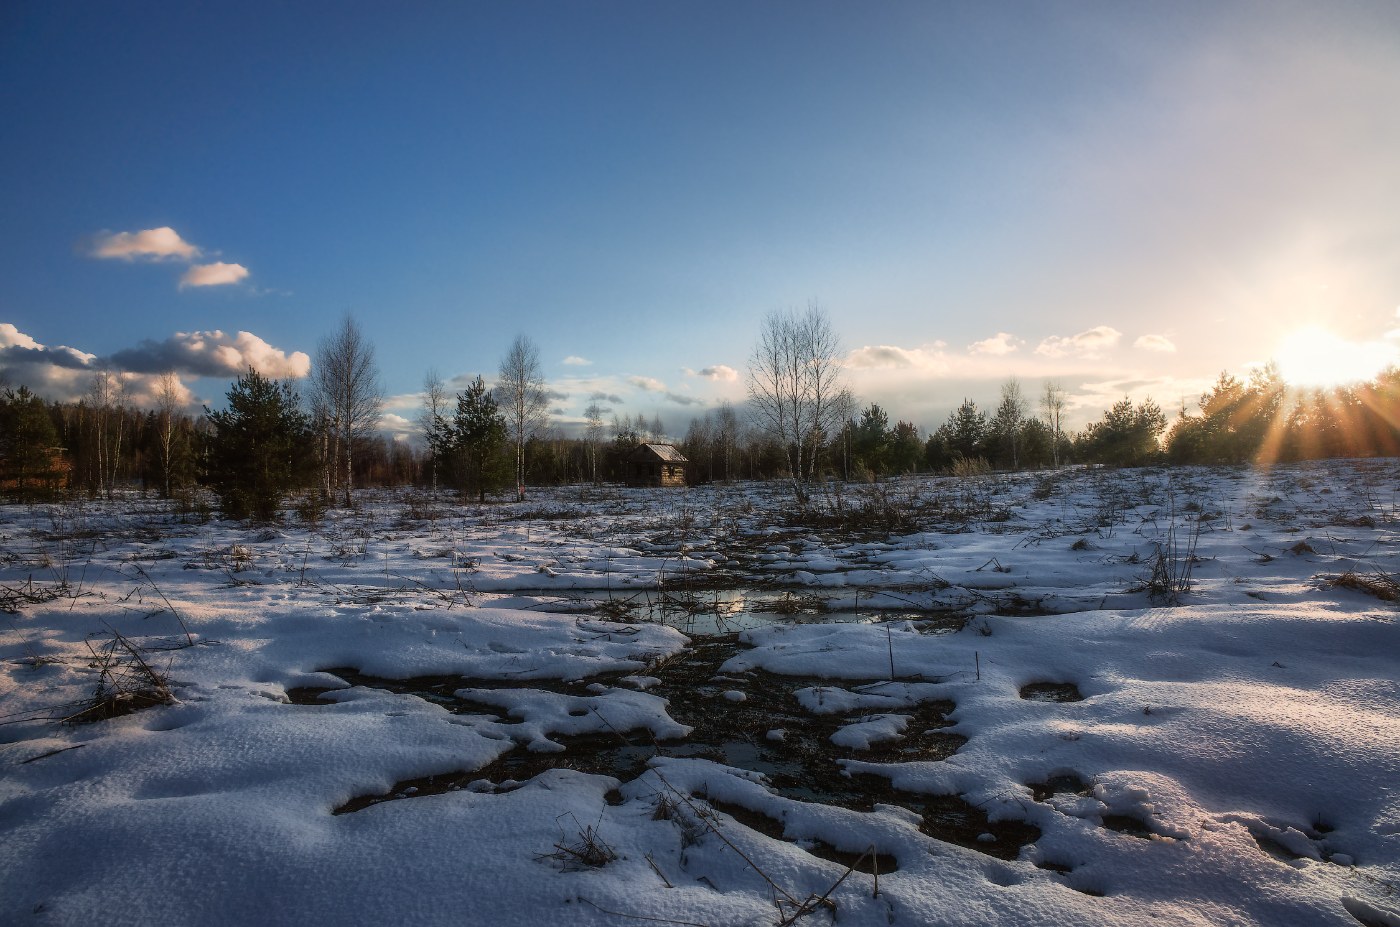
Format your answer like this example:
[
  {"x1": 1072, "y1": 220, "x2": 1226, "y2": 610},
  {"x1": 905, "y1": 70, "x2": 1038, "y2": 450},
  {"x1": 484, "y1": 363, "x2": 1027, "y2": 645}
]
[{"x1": 625, "y1": 443, "x2": 689, "y2": 487}]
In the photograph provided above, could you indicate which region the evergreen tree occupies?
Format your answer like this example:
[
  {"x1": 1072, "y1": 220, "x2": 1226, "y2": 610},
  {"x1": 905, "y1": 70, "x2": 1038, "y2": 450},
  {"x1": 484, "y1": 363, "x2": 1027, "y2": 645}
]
[
  {"x1": 0, "y1": 386, "x2": 64, "y2": 500},
  {"x1": 936, "y1": 399, "x2": 987, "y2": 462},
  {"x1": 852, "y1": 403, "x2": 891, "y2": 476},
  {"x1": 1077, "y1": 397, "x2": 1166, "y2": 467},
  {"x1": 449, "y1": 375, "x2": 510, "y2": 502},
  {"x1": 204, "y1": 370, "x2": 312, "y2": 520},
  {"x1": 1017, "y1": 417, "x2": 1054, "y2": 468},
  {"x1": 887, "y1": 420, "x2": 923, "y2": 474}
]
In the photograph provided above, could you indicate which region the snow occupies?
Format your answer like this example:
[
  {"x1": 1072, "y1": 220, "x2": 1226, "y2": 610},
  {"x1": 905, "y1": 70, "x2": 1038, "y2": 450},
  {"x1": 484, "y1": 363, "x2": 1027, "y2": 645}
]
[{"x1": 2, "y1": 463, "x2": 1399, "y2": 925}]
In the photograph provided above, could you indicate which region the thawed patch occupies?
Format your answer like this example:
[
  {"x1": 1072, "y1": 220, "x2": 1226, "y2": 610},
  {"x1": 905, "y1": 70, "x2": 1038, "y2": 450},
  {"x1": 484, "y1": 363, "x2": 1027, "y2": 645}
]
[{"x1": 290, "y1": 637, "x2": 1040, "y2": 867}]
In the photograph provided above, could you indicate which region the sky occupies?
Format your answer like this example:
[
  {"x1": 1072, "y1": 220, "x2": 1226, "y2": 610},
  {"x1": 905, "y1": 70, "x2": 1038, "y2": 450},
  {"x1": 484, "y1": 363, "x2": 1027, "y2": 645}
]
[{"x1": 3, "y1": 0, "x2": 1400, "y2": 438}]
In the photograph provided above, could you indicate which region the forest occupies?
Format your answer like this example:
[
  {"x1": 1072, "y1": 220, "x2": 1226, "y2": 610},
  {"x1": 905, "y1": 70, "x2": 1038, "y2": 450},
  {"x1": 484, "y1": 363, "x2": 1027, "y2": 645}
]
[{"x1": 4, "y1": 343, "x2": 1400, "y2": 510}]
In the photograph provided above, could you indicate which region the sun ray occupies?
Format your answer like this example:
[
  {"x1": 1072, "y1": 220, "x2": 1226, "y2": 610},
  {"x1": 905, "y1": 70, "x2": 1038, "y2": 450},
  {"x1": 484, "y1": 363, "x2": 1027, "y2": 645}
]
[{"x1": 1274, "y1": 326, "x2": 1396, "y2": 389}]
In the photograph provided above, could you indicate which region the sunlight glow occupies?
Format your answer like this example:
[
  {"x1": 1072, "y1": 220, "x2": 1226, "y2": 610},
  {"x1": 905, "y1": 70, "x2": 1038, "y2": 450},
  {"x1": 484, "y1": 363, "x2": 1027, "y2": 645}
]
[{"x1": 1273, "y1": 326, "x2": 1396, "y2": 388}]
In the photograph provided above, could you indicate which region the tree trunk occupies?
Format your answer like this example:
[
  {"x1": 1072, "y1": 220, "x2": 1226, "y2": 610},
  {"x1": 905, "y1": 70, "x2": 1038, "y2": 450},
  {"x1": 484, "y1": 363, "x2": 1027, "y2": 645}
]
[{"x1": 343, "y1": 430, "x2": 353, "y2": 508}]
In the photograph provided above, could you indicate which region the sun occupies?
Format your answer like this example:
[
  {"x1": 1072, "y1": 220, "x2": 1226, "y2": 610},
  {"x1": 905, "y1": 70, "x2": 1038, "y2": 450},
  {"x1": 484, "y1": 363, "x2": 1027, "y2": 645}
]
[{"x1": 1273, "y1": 325, "x2": 1396, "y2": 388}]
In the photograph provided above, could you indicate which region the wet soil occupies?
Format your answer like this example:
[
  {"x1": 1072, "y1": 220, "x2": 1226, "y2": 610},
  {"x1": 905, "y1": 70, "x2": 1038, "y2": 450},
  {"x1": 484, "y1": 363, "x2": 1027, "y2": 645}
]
[
  {"x1": 705, "y1": 797, "x2": 902, "y2": 874},
  {"x1": 551, "y1": 585, "x2": 976, "y2": 636},
  {"x1": 295, "y1": 632, "x2": 1040, "y2": 860},
  {"x1": 1100, "y1": 814, "x2": 1156, "y2": 839},
  {"x1": 1028, "y1": 772, "x2": 1090, "y2": 803},
  {"x1": 1028, "y1": 772, "x2": 1158, "y2": 840},
  {"x1": 1019, "y1": 681, "x2": 1084, "y2": 703}
]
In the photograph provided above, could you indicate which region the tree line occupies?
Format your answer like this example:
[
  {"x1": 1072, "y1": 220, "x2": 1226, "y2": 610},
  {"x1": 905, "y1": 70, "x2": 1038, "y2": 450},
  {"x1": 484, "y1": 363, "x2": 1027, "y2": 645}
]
[{"x1": 5, "y1": 309, "x2": 1400, "y2": 514}]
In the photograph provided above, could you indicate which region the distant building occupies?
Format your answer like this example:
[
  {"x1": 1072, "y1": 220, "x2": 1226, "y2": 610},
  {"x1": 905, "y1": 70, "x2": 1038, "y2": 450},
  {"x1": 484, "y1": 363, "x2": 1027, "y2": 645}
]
[{"x1": 625, "y1": 443, "x2": 689, "y2": 487}]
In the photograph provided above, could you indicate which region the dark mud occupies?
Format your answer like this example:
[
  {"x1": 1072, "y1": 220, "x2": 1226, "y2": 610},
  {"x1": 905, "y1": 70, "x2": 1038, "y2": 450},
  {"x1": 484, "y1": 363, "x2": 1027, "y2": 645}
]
[
  {"x1": 298, "y1": 632, "x2": 1039, "y2": 860},
  {"x1": 1028, "y1": 772, "x2": 1090, "y2": 802},
  {"x1": 1019, "y1": 681, "x2": 1084, "y2": 703},
  {"x1": 1101, "y1": 814, "x2": 1156, "y2": 839},
  {"x1": 1029, "y1": 772, "x2": 1159, "y2": 841}
]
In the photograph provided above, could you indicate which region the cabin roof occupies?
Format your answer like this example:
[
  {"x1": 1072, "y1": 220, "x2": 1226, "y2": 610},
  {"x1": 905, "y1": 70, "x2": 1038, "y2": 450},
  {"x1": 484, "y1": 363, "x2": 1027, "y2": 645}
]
[{"x1": 628, "y1": 443, "x2": 689, "y2": 463}]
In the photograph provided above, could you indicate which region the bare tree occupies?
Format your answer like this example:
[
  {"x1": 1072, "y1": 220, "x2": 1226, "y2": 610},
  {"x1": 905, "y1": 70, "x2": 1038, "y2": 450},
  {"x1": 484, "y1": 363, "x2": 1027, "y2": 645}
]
[
  {"x1": 833, "y1": 389, "x2": 858, "y2": 480},
  {"x1": 419, "y1": 368, "x2": 449, "y2": 492},
  {"x1": 746, "y1": 302, "x2": 850, "y2": 501},
  {"x1": 86, "y1": 365, "x2": 129, "y2": 499},
  {"x1": 992, "y1": 378, "x2": 1026, "y2": 470},
  {"x1": 683, "y1": 412, "x2": 715, "y2": 482},
  {"x1": 582, "y1": 402, "x2": 606, "y2": 483},
  {"x1": 155, "y1": 370, "x2": 183, "y2": 498},
  {"x1": 311, "y1": 315, "x2": 384, "y2": 507},
  {"x1": 714, "y1": 400, "x2": 740, "y2": 482},
  {"x1": 496, "y1": 334, "x2": 549, "y2": 501},
  {"x1": 1041, "y1": 381, "x2": 1067, "y2": 468}
]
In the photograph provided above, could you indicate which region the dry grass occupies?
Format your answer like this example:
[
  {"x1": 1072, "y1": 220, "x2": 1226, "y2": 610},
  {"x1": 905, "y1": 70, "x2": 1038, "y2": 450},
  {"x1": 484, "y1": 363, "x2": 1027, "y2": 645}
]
[
  {"x1": 65, "y1": 630, "x2": 175, "y2": 724},
  {"x1": 539, "y1": 813, "x2": 618, "y2": 870},
  {"x1": 1327, "y1": 570, "x2": 1400, "y2": 603}
]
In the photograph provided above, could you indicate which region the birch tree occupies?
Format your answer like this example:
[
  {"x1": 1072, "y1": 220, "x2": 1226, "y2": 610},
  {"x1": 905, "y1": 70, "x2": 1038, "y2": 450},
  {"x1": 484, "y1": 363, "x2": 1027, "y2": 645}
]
[
  {"x1": 582, "y1": 402, "x2": 606, "y2": 484},
  {"x1": 311, "y1": 315, "x2": 383, "y2": 507},
  {"x1": 714, "y1": 400, "x2": 740, "y2": 482},
  {"x1": 746, "y1": 303, "x2": 849, "y2": 502},
  {"x1": 991, "y1": 378, "x2": 1026, "y2": 470},
  {"x1": 154, "y1": 370, "x2": 182, "y2": 498},
  {"x1": 496, "y1": 334, "x2": 548, "y2": 502},
  {"x1": 1041, "y1": 381, "x2": 1067, "y2": 468},
  {"x1": 419, "y1": 368, "x2": 449, "y2": 492},
  {"x1": 86, "y1": 366, "x2": 128, "y2": 498}
]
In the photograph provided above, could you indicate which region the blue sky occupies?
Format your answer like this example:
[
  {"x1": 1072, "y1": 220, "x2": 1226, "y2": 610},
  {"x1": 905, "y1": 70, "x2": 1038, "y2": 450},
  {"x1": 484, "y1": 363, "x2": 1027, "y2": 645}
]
[{"x1": 4, "y1": 1, "x2": 1400, "y2": 436}]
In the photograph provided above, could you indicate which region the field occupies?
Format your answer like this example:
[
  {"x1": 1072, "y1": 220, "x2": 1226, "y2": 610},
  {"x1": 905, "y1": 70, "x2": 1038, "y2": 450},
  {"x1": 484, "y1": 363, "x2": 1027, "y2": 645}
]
[{"x1": 2, "y1": 463, "x2": 1398, "y2": 927}]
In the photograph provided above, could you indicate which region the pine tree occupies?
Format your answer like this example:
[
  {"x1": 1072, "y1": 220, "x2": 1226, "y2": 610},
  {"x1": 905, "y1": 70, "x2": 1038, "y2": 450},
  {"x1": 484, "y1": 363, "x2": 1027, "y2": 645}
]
[
  {"x1": 1077, "y1": 397, "x2": 1166, "y2": 467},
  {"x1": 852, "y1": 403, "x2": 892, "y2": 477},
  {"x1": 937, "y1": 399, "x2": 988, "y2": 462},
  {"x1": 0, "y1": 386, "x2": 64, "y2": 500},
  {"x1": 205, "y1": 370, "x2": 312, "y2": 520},
  {"x1": 449, "y1": 375, "x2": 510, "y2": 502}
]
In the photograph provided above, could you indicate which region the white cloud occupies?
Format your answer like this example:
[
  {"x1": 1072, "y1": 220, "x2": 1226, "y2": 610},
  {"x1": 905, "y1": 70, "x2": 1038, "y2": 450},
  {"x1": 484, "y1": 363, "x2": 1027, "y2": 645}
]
[
  {"x1": 1134, "y1": 334, "x2": 1178, "y2": 352},
  {"x1": 109, "y1": 329, "x2": 310, "y2": 378},
  {"x1": 91, "y1": 227, "x2": 200, "y2": 261},
  {"x1": 0, "y1": 323, "x2": 183, "y2": 407},
  {"x1": 0, "y1": 322, "x2": 42, "y2": 352},
  {"x1": 0, "y1": 322, "x2": 96, "y2": 374},
  {"x1": 378, "y1": 412, "x2": 417, "y2": 440},
  {"x1": 846, "y1": 343, "x2": 951, "y2": 371},
  {"x1": 968, "y1": 332, "x2": 1021, "y2": 355},
  {"x1": 1069, "y1": 375, "x2": 1212, "y2": 421},
  {"x1": 1035, "y1": 326, "x2": 1123, "y2": 359},
  {"x1": 847, "y1": 345, "x2": 919, "y2": 369},
  {"x1": 180, "y1": 262, "x2": 250, "y2": 288},
  {"x1": 90, "y1": 227, "x2": 257, "y2": 292},
  {"x1": 628, "y1": 375, "x2": 667, "y2": 392},
  {"x1": 693, "y1": 364, "x2": 738, "y2": 382},
  {"x1": 618, "y1": 376, "x2": 698, "y2": 405},
  {"x1": 561, "y1": 355, "x2": 592, "y2": 366}
]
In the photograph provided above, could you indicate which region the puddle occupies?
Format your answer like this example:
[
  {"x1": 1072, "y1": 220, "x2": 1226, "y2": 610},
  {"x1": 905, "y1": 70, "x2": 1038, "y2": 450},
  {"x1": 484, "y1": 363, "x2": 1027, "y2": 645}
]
[
  {"x1": 1019, "y1": 682, "x2": 1084, "y2": 703},
  {"x1": 298, "y1": 633, "x2": 1038, "y2": 859},
  {"x1": 1029, "y1": 773, "x2": 1090, "y2": 802},
  {"x1": 514, "y1": 587, "x2": 969, "y2": 636}
]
